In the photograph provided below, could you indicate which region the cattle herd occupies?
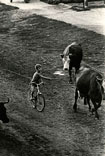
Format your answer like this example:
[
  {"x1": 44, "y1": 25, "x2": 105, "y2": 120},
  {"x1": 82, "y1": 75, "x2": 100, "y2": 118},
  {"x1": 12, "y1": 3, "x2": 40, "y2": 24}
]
[
  {"x1": 0, "y1": 42, "x2": 104, "y2": 124},
  {"x1": 61, "y1": 42, "x2": 105, "y2": 119}
]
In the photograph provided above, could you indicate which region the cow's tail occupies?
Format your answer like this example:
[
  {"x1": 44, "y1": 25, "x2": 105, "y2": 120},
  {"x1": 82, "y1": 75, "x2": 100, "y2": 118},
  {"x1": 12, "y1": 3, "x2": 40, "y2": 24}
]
[{"x1": 0, "y1": 98, "x2": 9, "y2": 104}]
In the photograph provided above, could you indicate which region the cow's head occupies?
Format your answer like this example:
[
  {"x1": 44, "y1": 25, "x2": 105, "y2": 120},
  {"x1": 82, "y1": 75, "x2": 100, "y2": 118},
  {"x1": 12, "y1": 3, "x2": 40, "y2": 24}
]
[
  {"x1": 60, "y1": 42, "x2": 78, "y2": 71},
  {"x1": 0, "y1": 98, "x2": 9, "y2": 123},
  {"x1": 95, "y1": 75, "x2": 105, "y2": 96},
  {"x1": 60, "y1": 54, "x2": 72, "y2": 71}
]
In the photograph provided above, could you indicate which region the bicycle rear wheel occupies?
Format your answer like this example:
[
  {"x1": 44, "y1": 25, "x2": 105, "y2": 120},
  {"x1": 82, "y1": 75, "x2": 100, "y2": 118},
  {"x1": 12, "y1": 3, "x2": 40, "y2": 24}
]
[{"x1": 36, "y1": 94, "x2": 45, "y2": 112}]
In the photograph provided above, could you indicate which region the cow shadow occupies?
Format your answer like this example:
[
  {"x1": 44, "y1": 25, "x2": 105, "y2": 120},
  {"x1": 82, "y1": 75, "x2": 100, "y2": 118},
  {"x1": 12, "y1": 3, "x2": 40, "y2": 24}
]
[
  {"x1": 71, "y1": 5, "x2": 90, "y2": 12},
  {"x1": 71, "y1": 4, "x2": 105, "y2": 12}
]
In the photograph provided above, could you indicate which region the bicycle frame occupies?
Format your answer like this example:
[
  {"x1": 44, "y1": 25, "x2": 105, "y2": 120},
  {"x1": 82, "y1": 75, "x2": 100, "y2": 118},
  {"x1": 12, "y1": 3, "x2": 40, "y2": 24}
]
[
  {"x1": 36, "y1": 82, "x2": 44, "y2": 95},
  {"x1": 30, "y1": 81, "x2": 44, "y2": 95}
]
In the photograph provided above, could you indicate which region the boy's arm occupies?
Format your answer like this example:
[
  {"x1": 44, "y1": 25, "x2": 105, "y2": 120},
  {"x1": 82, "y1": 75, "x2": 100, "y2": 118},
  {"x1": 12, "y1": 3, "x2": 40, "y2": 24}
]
[
  {"x1": 30, "y1": 73, "x2": 35, "y2": 82},
  {"x1": 40, "y1": 74, "x2": 52, "y2": 80}
]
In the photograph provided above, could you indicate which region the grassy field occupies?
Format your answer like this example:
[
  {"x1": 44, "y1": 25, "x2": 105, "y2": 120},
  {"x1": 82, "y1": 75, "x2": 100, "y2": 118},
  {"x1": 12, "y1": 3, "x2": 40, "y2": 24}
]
[{"x1": 0, "y1": 2, "x2": 105, "y2": 156}]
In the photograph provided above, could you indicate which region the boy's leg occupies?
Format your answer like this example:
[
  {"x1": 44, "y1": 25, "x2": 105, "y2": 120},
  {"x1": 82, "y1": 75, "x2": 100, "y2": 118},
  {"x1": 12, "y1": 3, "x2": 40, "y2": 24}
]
[
  {"x1": 30, "y1": 85, "x2": 34, "y2": 100},
  {"x1": 30, "y1": 85, "x2": 37, "y2": 100},
  {"x1": 37, "y1": 85, "x2": 41, "y2": 94},
  {"x1": 30, "y1": 85, "x2": 37, "y2": 108}
]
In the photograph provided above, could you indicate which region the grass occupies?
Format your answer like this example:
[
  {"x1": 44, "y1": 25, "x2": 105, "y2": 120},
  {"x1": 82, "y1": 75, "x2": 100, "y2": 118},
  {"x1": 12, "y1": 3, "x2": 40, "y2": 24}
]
[{"x1": 0, "y1": 2, "x2": 105, "y2": 156}]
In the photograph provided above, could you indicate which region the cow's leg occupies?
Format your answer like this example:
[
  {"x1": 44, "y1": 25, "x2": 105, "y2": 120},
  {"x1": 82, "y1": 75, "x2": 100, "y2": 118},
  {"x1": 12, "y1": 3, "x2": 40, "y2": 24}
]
[
  {"x1": 75, "y1": 64, "x2": 80, "y2": 74},
  {"x1": 84, "y1": 97, "x2": 91, "y2": 111},
  {"x1": 87, "y1": 96, "x2": 91, "y2": 112},
  {"x1": 84, "y1": 97, "x2": 87, "y2": 105},
  {"x1": 73, "y1": 88, "x2": 78, "y2": 112},
  {"x1": 69, "y1": 66, "x2": 77, "y2": 83},
  {"x1": 91, "y1": 100, "x2": 99, "y2": 119},
  {"x1": 69, "y1": 68, "x2": 72, "y2": 83},
  {"x1": 72, "y1": 67, "x2": 76, "y2": 83}
]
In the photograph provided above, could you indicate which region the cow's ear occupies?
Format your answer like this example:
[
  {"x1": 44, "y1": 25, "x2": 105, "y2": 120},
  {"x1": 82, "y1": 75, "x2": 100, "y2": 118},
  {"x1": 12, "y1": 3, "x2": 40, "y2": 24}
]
[{"x1": 60, "y1": 54, "x2": 64, "y2": 58}]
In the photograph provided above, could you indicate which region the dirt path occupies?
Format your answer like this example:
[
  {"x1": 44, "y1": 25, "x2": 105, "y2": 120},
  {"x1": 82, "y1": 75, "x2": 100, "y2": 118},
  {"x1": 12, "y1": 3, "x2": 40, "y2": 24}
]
[
  {"x1": 0, "y1": 0, "x2": 105, "y2": 35},
  {"x1": 0, "y1": 3, "x2": 105, "y2": 156}
]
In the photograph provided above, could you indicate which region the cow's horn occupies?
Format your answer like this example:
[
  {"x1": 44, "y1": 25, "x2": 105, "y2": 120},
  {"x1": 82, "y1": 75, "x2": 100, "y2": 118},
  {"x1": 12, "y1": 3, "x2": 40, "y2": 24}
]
[{"x1": 96, "y1": 76, "x2": 103, "y2": 81}]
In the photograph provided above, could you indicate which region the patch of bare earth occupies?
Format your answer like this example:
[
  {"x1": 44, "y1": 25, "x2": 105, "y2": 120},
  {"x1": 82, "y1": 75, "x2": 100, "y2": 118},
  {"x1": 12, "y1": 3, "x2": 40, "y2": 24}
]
[{"x1": 0, "y1": 3, "x2": 105, "y2": 156}]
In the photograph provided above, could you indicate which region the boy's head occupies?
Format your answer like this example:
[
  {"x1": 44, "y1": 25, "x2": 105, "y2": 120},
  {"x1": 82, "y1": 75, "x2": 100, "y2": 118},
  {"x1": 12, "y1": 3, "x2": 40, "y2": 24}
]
[{"x1": 35, "y1": 64, "x2": 42, "y2": 72}]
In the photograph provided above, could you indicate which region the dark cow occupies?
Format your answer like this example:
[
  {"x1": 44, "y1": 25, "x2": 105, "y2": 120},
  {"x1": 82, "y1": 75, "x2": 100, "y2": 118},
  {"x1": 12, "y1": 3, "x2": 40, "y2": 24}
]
[
  {"x1": 60, "y1": 42, "x2": 83, "y2": 83},
  {"x1": 73, "y1": 68, "x2": 104, "y2": 119},
  {"x1": 10, "y1": 0, "x2": 30, "y2": 3},
  {"x1": 83, "y1": 0, "x2": 105, "y2": 9},
  {"x1": 0, "y1": 98, "x2": 9, "y2": 123}
]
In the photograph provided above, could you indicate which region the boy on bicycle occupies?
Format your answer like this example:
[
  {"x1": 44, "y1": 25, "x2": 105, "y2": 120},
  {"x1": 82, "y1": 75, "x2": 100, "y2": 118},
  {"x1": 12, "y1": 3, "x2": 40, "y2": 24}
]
[{"x1": 30, "y1": 64, "x2": 52, "y2": 105}]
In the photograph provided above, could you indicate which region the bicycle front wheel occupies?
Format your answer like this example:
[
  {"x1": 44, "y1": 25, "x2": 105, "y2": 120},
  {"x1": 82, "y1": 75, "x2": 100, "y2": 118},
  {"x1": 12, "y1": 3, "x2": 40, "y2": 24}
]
[{"x1": 36, "y1": 94, "x2": 45, "y2": 112}]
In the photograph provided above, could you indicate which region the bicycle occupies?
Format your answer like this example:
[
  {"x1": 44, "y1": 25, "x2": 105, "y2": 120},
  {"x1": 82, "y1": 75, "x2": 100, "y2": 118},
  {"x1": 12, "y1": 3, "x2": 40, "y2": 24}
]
[{"x1": 28, "y1": 82, "x2": 45, "y2": 112}]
